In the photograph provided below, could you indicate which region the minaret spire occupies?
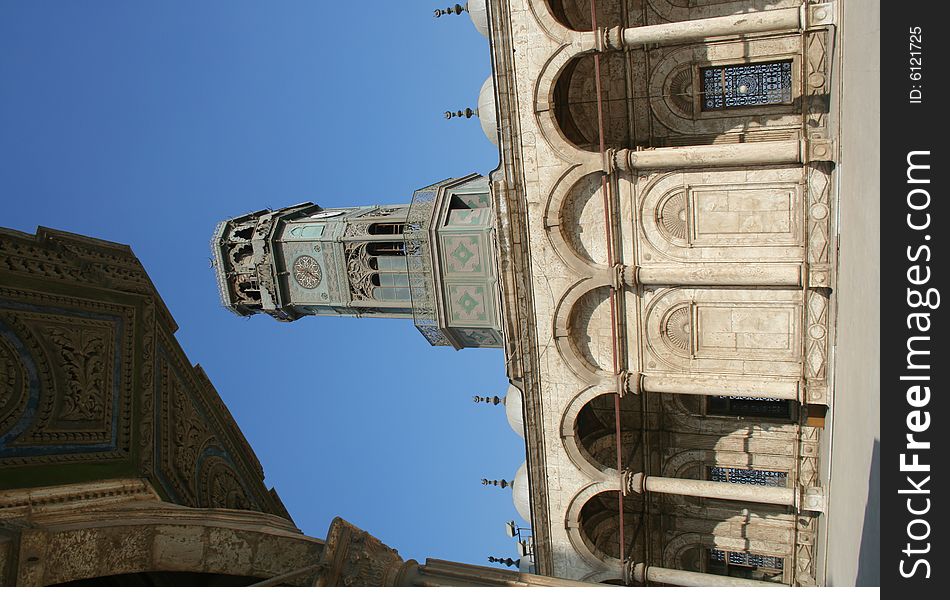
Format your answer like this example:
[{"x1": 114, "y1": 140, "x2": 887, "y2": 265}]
[{"x1": 433, "y1": 3, "x2": 468, "y2": 18}]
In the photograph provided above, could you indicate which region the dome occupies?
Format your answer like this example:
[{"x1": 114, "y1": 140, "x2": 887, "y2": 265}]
[
  {"x1": 512, "y1": 461, "x2": 531, "y2": 521},
  {"x1": 468, "y1": 0, "x2": 489, "y2": 37},
  {"x1": 477, "y1": 76, "x2": 498, "y2": 146},
  {"x1": 504, "y1": 383, "x2": 525, "y2": 438}
]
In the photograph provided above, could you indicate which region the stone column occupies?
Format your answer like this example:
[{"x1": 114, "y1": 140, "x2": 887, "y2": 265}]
[
  {"x1": 636, "y1": 372, "x2": 801, "y2": 401},
  {"x1": 627, "y1": 264, "x2": 803, "y2": 287},
  {"x1": 609, "y1": 140, "x2": 807, "y2": 173},
  {"x1": 579, "y1": 3, "x2": 836, "y2": 53},
  {"x1": 623, "y1": 471, "x2": 796, "y2": 506},
  {"x1": 627, "y1": 562, "x2": 786, "y2": 587}
]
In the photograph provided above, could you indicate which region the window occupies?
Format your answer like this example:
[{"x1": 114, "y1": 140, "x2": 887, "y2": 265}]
[
  {"x1": 707, "y1": 549, "x2": 784, "y2": 581},
  {"x1": 701, "y1": 61, "x2": 793, "y2": 110},
  {"x1": 706, "y1": 395, "x2": 793, "y2": 420},
  {"x1": 371, "y1": 255, "x2": 411, "y2": 302},
  {"x1": 368, "y1": 222, "x2": 405, "y2": 236},
  {"x1": 708, "y1": 467, "x2": 788, "y2": 488},
  {"x1": 366, "y1": 242, "x2": 406, "y2": 256}
]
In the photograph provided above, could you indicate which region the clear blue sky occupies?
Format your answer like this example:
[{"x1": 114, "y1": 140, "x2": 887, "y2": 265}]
[{"x1": 1, "y1": 0, "x2": 530, "y2": 567}]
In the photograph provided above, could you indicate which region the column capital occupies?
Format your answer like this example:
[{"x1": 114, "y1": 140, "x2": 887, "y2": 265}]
[
  {"x1": 601, "y1": 26, "x2": 625, "y2": 52},
  {"x1": 799, "y1": 486, "x2": 826, "y2": 512},
  {"x1": 616, "y1": 370, "x2": 641, "y2": 395},
  {"x1": 611, "y1": 264, "x2": 626, "y2": 290},
  {"x1": 316, "y1": 517, "x2": 414, "y2": 586},
  {"x1": 621, "y1": 470, "x2": 645, "y2": 495},
  {"x1": 803, "y1": 2, "x2": 837, "y2": 30},
  {"x1": 802, "y1": 138, "x2": 837, "y2": 163}
]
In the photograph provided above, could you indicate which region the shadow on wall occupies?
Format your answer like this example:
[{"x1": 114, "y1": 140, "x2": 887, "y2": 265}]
[{"x1": 855, "y1": 439, "x2": 880, "y2": 586}]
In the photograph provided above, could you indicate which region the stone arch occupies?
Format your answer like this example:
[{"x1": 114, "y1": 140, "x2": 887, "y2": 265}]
[
  {"x1": 662, "y1": 532, "x2": 706, "y2": 569},
  {"x1": 8, "y1": 501, "x2": 324, "y2": 586},
  {"x1": 546, "y1": 0, "x2": 627, "y2": 31},
  {"x1": 564, "y1": 481, "x2": 622, "y2": 572},
  {"x1": 542, "y1": 163, "x2": 608, "y2": 275},
  {"x1": 524, "y1": 0, "x2": 573, "y2": 42},
  {"x1": 533, "y1": 43, "x2": 596, "y2": 162},
  {"x1": 560, "y1": 385, "x2": 615, "y2": 481},
  {"x1": 564, "y1": 392, "x2": 642, "y2": 474},
  {"x1": 553, "y1": 275, "x2": 615, "y2": 384},
  {"x1": 549, "y1": 171, "x2": 617, "y2": 270},
  {"x1": 572, "y1": 490, "x2": 644, "y2": 566},
  {"x1": 580, "y1": 569, "x2": 625, "y2": 584},
  {"x1": 551, "y1": 54, "x2": 632, "y2": 153}
]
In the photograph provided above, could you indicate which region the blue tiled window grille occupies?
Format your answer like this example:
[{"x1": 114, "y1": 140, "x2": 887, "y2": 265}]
[
  {"x1": 709, "y1": 549, "x2": 784, "y2": 571},
  {"x1": 706, "y1": 395, "x2": 793, "y2": 419},
  {"x1": 708, "y1": 466, "x2": 788, "y2": 488},
  {"x1": 702, "y1": 61, "x2": 793, "y2": 110}
]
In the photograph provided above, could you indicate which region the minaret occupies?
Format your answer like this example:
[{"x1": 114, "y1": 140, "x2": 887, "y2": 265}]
[{"x1": 211, "y1": 175, "x2": 503, "y2": 348}]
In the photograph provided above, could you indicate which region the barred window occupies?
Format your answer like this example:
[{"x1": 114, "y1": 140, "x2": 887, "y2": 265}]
[
  {"x1": 708, "y1": 549, "x2": 784, "y2": 581},
  {"x1": 701, "y1": 61, "x2": 793, "y2": 110},
  {"x1": 706, "y1": 395, "x2": 793, "y2": 419},
  {"x1": 708, "y1": 467, "x2": 788, "y2": 488}
]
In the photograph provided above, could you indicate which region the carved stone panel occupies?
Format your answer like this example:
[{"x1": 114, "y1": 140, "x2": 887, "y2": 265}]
[
  {"x1": 642, "y1": 287, "x2": 803, "y2": 377},
  {"x1": 0, "y1": 296, "x2": 133, "y2": 469},
  {"x1": 638, "y1": 168, "x2": 806, "y2": 265}
]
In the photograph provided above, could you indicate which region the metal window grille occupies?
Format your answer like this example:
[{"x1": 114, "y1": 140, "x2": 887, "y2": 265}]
[
  {"x1": 701, "y1": 61, "x2": 793, "y2": 110},
  {"x1": 708, "y1": 466, "x2": 788, "y2": 488},
  {"x1": 707, "y1": 395, "x2": 792, "y2": 419},
  {"x1": 709, "y1": 549, "x2": 784, "y2": 571}
]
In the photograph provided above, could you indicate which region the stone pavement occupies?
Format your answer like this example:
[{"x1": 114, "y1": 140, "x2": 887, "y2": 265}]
[{"x1": 818, "y1": 0, "x2": 880, "y2": 587}]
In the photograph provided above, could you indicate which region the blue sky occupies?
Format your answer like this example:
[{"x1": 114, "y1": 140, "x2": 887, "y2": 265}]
[{"x1": 1, "y1": 1, "x2": 530, "y2": 567}]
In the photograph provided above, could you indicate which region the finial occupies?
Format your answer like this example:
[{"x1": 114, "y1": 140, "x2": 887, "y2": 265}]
[
  {"x1": 473, "y1": 395, "x2": 503, "y2": 405},
  {"x1": 481, "y1": 478, "x2": 511, "y2": 489},
  {"x1": 488, "y1": 556, "x2": 520, "y2": 568},
  {"x1": 434, "y1": 3, "x2": 468, "y2": 17},
  {"x1": 444, "y1": 108, "x2": 477, "y2": 120}
]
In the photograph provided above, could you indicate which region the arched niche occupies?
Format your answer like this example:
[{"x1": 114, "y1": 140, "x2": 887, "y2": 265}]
[
  {"x1": 577, "y1": 491, "x2": 643, "y2": 564},
  {"x1": 568, "y1": 287, "x2": 613, "y2": 376},
  {"x1": 552, "y1": 55, "x2": 631, "y2": 153},
  {"x1": 648, "y1": 41, "x2": 804, "y2": 145},
  {"x1": 552, "y1": 276, "x2": 614, "y2": 385},
  {"x1": 572, "y1": 393, "x2": 641, "y2": 472}
]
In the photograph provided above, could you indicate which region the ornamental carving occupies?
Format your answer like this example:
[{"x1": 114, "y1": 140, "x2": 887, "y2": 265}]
[
  {"x1": 667, "y1": 67, "x2": 694, "y2": 117},
  {"x1": 0, "y1": 332, "x2": 25, "y2": 430},
  {"x1": 170, "y1": 377, "x2": 216, "y2": 492},
  {"x1": 344, "y1": 222, "x2": 370, "y2": 237},
  {"x1": 44, "y1": 325, "x2": 106, "y2": 421},
  {"x1": 657, "y1": 192, "x2": 688, "y2": 242},
  {"x1": 200, "y1": 455, "x2": 254, "y2": 510},
  {"x1": 317, "y1": 518, "x2": 409, "y2": 587},
  {"x1": 292, "y1": 255, "x2": 323, "y2": 289},
  {"x1": 663, "y1": 305, "x2": 691, "y2": 355},
  {"x1": 343, "y1": 243, "x2": 375, "y2": 301}
]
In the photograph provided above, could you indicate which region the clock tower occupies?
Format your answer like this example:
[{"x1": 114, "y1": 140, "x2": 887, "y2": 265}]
[{"x1": 211, "y1": 174, "x2": 504, "y2": 349}]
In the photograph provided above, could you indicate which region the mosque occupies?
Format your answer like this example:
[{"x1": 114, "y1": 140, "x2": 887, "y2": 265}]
[{"x1": 1, "y1": 0, "x2": 854, "y2": 587}]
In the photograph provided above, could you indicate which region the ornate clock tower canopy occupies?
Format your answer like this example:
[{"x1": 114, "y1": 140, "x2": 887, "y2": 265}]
[{"x1": 211, "y1": 174, "x2": 504, "y2": 349}]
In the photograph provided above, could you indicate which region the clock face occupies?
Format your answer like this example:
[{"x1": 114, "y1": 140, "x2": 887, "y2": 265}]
[{"x1": 292, "y1": 255, "x2": 322, "y2": 289}]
